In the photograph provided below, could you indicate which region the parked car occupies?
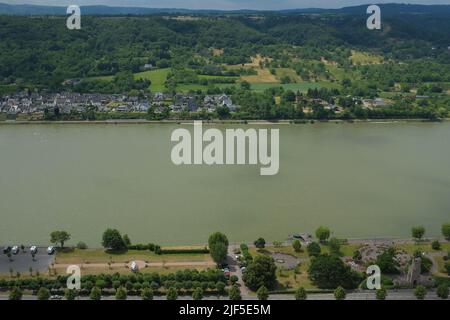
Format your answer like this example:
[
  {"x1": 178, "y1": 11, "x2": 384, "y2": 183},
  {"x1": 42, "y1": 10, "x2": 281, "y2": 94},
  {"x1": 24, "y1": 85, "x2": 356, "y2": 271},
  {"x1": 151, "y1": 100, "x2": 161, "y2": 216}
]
[
  {"x1": 30, "y1": 246, "x2": 38, "y2": 254},
  {"x1": 2, "y1": 246, "x2": 12, "y2": 254},
  {"x1": 11, "y1": 246, "x2": 19, "y2": 254},
  {"x1": 47, "y1": 246, "x2": 55, "y2": 255},
  {"x1": 50, "y1": 295, "x2": 62, "y2": 300}
]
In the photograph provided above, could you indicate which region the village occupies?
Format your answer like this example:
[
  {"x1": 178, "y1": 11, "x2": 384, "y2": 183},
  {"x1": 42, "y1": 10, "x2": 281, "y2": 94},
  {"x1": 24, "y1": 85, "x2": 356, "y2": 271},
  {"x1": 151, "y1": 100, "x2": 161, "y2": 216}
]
[
  {"x1": 0, "y1": 90, "x2": 396, "y2": 120},
  {"x1": 0, "y1": 91, "x2": 238, "y2": 116}
]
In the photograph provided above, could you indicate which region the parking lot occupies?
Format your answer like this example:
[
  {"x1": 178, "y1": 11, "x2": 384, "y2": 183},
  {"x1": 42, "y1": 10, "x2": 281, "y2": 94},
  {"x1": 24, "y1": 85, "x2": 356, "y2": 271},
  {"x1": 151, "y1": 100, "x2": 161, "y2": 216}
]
[{"x1": 0, "y1": 247, "x2": 55, "y2": 274}]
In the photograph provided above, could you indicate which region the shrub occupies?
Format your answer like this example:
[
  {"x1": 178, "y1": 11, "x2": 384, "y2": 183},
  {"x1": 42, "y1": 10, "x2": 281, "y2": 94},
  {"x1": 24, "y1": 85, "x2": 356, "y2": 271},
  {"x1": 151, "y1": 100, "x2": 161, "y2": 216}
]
[
  {"x1": 411, "y1": 226, "x2": 425, "y2": 241},
  {"x1": 295, "y1": 287, "x2": 307, "y2": 300},
  {"x1": 64, "y1": 289, "x2": 77, "y2": 300},
  {"x1": 256, "y1": 286, "x2": 269, "y2": 300},
  {"x1": 37, "y1": 287, "x2": 51, "y2": 300},
  {"x1": 431, "y1": 240, "x2": 441, "y2": 251},
  {"x1": 414, "y1": 285, "x2": 427, "y2": 300},
  {"x1": 89, "y1": 287, "x2": 102, "y2": 300},
  {"x1": 166, "y1": 287, "x2": 178, "y2": 300},
  {"x1": 9, "y1": 287, "x2": 22, "y2": 300},
  {"x1": 334, "y1": 286, "x2": 346, "y2": 300},
  {"x1": 306, "y1": 242, "x2": 321, "y2": 257},
  {"x1": 228, "y1": 285, "x2": 241, "y2": 300},
  {"x1": 115, "y1": 287, "x2": 127, "y2": 300},
  {"x1": 292, "y1": 240, "x2": 302, "y2": 253},
  {"x1": 436, "y1": 284, "x2": 448, "y2": 299},
  {"x1": 376, "y1": 287, "x2": 387, "y2": 300},
  {"x1": 76, "y1": 242, "x2": 88, "y2": 250},
  {"x1": 192, "y1": 287, "x2": 204, "y2": 300},
  {"x1": 442, "y1": 223, "x2": 450, "y2": 240},
  {"x1": 315, "y1": 226, "x2": 330, "y2": 243},
  {"x1": 141, "y1": 288, "x2": 154, "y2": 300}
]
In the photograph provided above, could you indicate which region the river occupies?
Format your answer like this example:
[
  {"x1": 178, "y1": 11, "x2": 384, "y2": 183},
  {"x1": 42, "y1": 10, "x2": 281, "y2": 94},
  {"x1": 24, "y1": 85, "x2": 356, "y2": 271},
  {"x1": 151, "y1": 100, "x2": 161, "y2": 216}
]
[{"x1": 0, "y1": 122, "x2": 449, "y2": 246}]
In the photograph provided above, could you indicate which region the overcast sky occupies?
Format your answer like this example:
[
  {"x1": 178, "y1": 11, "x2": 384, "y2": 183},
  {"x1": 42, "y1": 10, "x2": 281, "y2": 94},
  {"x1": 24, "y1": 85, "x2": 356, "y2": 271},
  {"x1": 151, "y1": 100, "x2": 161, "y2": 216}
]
[{"x1": 3, "y1": 1, "x2": 450, "y2": 10}]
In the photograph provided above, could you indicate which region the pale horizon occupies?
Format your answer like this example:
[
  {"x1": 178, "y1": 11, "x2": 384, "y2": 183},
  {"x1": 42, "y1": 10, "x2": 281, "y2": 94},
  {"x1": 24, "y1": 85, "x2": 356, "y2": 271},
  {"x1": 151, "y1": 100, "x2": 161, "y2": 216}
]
[{"x1": 2, "y1": 0, "x2": 450, "y2": 10}]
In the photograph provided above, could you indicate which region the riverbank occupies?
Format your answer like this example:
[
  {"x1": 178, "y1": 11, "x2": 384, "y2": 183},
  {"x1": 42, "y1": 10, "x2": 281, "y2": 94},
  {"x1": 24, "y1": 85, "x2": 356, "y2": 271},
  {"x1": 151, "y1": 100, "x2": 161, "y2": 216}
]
[{"x1": 0, "y1": 118, "x2": 448, "y2": 125}]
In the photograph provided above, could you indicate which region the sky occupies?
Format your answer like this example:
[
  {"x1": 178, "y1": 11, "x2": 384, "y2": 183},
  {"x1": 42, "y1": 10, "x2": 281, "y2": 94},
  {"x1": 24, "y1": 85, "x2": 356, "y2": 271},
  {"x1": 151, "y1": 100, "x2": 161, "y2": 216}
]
[{"x1": 2, "y1": 0, "x2": 450, "y2": 10}]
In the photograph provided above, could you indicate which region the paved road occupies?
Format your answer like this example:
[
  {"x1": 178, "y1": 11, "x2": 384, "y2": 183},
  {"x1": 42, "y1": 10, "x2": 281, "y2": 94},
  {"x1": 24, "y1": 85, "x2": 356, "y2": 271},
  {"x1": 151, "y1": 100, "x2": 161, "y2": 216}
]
[{"x1": 0, "y1": 289, "x2": 444, "y2": 300}]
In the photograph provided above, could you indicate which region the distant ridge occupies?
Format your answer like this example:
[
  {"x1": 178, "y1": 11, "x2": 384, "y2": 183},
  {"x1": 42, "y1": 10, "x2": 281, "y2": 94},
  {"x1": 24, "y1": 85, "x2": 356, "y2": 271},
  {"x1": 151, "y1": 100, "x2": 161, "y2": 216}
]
[{"x1": 0, "y1": 3, "x2": 450, "y2": 16}]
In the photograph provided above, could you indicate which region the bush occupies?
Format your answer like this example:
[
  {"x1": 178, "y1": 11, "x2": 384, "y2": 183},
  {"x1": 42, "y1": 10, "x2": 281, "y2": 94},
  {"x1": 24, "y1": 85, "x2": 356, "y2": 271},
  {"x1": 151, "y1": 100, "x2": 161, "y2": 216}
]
[
  {"x1": 334, "y1": 286, "x2": 346, "y2": 300},
  {"x1": 411, "y1": 226, "x2": 425, "y2": 241},
  {"x1": 228, "y1": 285, "x2": 241, "y2": 300},
  {"x1": 328, "y1": 237, "x2": 341, "y2": 255},
  {"x1": 295, "y1": 287, "x2": 307, "y2": 300},
  {"x1": 64, "y1": 289, "x2": 77, "y2": 300},
  {"x1": 431, "y1": 240, "x2": 441, "y2": 251},
  {"x1": 141, "y1": 288, "x2": 154, "y2": 300},
  {"x1": 421, "y1": 256, "x2": 433, "y2": 273},
  {"x1": 76, "y1": 242, "x2": 88, "y2": 250},
  {"x1": 9, "y1": 287, "x2": 22, "y2": 300},
  {"x1": 445, "y1": 262, "x2": 450, "y2": 276},
  {"x1": 254, "y1": 238, "x2": 266, "y2": 249},
  {"x1": 292, "y1": 240, "x2": 302, "y2": 253},
  {"x1": 256, "y1": 286, "x2": 269, "y2": 300},
  {"x1": 89, "y1": 287, "x2": 102, "y2": 300},
  {"x1": 37, "y1": 287, "x2": 51, "y2": 300},
  {"x1": 115, "y1": 287, "x2": 127, "y2": 300},
  {"x1": 315, "y1": 226, "x2": 330, "y2": 243},
  {"x1": 192, "y1": 287, "x2": 204, "y2": 300},
  {"x1": 307, "y1": 242, "x2": 321, "y2": 257},
  {"x1": 436, "y1": 284, "x2": 448, "y2": 299},
  {"x1": 414, "y1": 285, "x2": 427, "y2": 300},
  {"x1": 376, "y1": 287, "x2": 387, "y2": 300},
  {"x1": 166, "y1": 287, "x2": 178, "y2": 300},
  {"x1": 442, "y1": 223, "x2": 450, "y2": 240}
]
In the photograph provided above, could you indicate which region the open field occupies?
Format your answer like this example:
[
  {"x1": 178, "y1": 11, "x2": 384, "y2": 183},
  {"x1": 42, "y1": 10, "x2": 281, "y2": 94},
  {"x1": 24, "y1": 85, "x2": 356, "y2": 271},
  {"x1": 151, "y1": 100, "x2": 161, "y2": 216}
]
[
  {"x1": 54, "y1": 248, "x2": 212, "y2": 265},
  {"x1": 350, "y1": 50, "x2": 384, "y2": 65},
  {"x1": 134, "y1": 68, "x2": 170, "y2": 92}
]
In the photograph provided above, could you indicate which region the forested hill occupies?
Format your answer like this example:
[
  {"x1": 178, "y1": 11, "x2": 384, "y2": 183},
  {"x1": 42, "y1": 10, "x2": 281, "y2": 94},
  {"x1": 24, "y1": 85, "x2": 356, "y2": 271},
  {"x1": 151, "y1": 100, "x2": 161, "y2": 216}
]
[
  {"x1": 0, "y1": 9, "x2": 449, "y2": 93},
  {"x1": 1, "y1": 3, "x2": 450, "y2": 15}
]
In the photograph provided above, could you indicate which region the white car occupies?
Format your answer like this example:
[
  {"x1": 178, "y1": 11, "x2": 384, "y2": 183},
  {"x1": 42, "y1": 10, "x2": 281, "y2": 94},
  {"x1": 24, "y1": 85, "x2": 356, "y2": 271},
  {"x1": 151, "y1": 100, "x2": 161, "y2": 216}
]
[
  {"x1": 11, "y1": 246, "x2": 19, "y2": 254},
  {"x1": 50, "y1": 295, "x2": 62, "y2": 300},
  {"x1": 30, "y1": 246, "x2": 38, "y2": 254},
  {"x1": 47, "y1": 246, "x2": 55, "y2": 255}
]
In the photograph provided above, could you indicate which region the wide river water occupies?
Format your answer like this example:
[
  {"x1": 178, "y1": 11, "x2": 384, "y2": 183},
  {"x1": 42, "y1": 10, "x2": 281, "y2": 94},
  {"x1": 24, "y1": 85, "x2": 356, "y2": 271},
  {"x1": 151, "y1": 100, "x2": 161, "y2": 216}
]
[{"x1": 0, "y1": 122, "x2": 449, "y2": 246}]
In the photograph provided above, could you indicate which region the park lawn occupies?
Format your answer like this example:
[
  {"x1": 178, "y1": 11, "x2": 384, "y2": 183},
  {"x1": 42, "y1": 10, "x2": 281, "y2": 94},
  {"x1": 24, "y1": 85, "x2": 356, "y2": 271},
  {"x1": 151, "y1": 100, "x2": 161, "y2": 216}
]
[
  {"x1": 394, "y1": 242, "x2": 450, "y2": 255},
  {"x1": 134, "y1": 68, "x2": 170, "y2": 92},
  {"x1": 55, "y1": 248, "x2": 212, "y2": 264},
  {"x1": 52, "y1": 265, "x2": 210, "y2": 277},
  {"x1": 276, "y1": 261, "x2": 316, "y2": 290},
  {"x1": 434, "y1": 256, "x2": 449, "y2": 276}
]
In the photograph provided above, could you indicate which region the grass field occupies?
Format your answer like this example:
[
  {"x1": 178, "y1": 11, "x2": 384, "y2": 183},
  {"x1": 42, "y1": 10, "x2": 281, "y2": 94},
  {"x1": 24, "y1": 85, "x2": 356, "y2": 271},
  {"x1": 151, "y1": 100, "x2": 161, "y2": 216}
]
[
  {"x1": 134, "y1": 68, "x2": 170, "y2": 92},
  {"x1": 350, "y1": 50, "x2": 383, "y2": 65},
  {"x1": 249, "y1": 82, "x2": 323, "y2": 92},
  {"x1": 55, "y1": 248, "x2": 212, "y2": 264},
  {"x1": 275, "y1": 68, "x2": 301, "y2": 82}
]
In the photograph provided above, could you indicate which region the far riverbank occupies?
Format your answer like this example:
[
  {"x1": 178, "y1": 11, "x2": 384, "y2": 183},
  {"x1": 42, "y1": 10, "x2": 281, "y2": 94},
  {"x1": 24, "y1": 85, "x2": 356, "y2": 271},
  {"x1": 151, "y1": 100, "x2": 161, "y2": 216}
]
[{"x1": 0, "y1": 118, "x2": 448, "y2": 125}]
